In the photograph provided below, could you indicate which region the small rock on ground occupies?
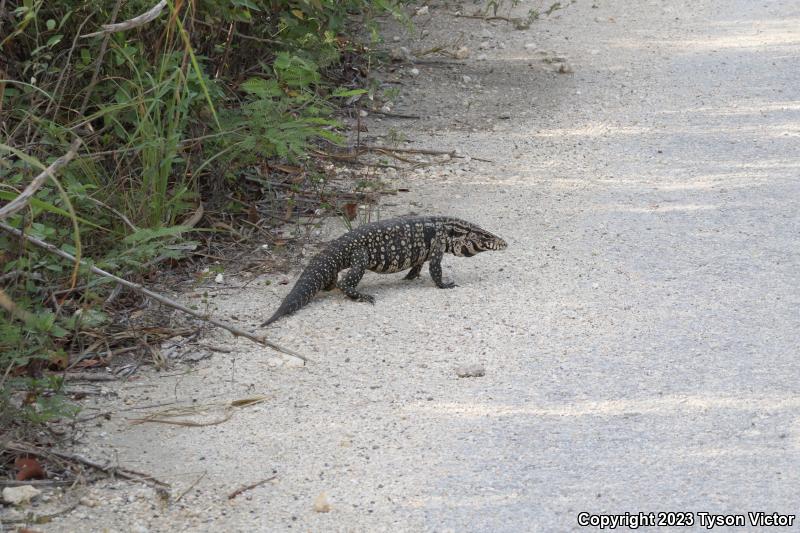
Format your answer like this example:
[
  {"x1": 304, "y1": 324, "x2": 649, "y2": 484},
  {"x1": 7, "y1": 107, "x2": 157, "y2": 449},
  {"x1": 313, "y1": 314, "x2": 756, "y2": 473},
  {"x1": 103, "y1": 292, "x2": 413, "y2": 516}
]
[
  {"x1": 313, "y1": 492, "x2": 331, "y2": 513},
  {"x1": 3, "y1": 485, "x2": 42, "y2": 505},
  {"x1": 456, "y1": 364, "x2": 486, "y2": 378}
]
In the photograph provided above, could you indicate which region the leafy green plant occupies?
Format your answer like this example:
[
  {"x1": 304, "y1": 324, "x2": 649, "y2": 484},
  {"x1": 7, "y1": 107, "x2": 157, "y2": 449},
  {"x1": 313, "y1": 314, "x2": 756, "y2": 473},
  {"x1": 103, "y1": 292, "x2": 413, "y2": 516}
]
[{"x1": 1, "y1": 0, "x2": 411, "y2": 430}]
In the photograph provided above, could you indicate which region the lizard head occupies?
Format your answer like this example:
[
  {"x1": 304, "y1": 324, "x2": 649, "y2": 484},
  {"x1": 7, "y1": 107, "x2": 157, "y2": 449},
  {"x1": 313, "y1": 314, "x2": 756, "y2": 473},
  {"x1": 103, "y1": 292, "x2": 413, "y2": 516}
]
[{"x1": 445, "y1": 219, "x2": 508, "y2": 257}]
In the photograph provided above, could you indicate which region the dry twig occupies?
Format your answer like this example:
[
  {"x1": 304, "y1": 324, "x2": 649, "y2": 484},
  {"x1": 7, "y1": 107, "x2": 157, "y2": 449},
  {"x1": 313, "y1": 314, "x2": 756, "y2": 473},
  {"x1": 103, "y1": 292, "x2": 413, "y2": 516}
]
[
  {"x1": 82, "y1": 0, "x2": 167, "y2": 38},
  {"x1": 4, "y1": 441, "x2": 171, "y2": 494},
  {"x1": 0, "y1": 221, "x2": 310, "y2": 363},
  {"x1": 0, "y1": 137, "x2": 82, "y2": 221},
  {"x1": 1, "y1": 500, "x2": 81, "y2": 525},
  {"x1": 228, "y1": 475, "x2": 277, "y2": 500},
  {"x1": 175, "y1": 471, "x2": 207, "y2": 502}
]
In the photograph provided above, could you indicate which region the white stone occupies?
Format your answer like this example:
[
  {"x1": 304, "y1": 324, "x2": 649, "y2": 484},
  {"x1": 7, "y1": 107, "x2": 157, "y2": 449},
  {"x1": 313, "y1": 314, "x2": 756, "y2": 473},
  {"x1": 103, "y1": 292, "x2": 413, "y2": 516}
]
[
  {"x1": 3, "y1": 485, "x2": 41, "y2": 505},
  {"x1": 389, "y1": 46, "x2": 412, "y2": 61},
  {"x1": 456, "y1": 364, "x2": 485, "y2": 378},
  {"x1": 313, "y1": 492, "x2": 332, "y2": 512},
  {"x1": 214, "y1": 273, "x2": 224, "y2": 283}
]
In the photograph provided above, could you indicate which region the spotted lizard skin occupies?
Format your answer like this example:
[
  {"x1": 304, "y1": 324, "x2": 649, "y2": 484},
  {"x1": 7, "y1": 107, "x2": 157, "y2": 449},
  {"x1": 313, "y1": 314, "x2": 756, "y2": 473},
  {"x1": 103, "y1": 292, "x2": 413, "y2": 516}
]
[{"x1": 260, "y1": 216, "x2": 507, "y2": 326}]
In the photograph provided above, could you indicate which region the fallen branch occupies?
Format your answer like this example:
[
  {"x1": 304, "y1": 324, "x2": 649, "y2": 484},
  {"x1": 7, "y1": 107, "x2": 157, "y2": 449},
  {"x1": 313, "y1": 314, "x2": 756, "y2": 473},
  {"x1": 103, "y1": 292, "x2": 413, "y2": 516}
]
[
  {"x1": 176, "y1": 471, "x2": 207, "y2": 502},
  {"x1": 446, "y1": 12, "x2": 531, "y2": 29},
  {"x1": 82, "y1": 0, "x2": 167, "y2": 38},
  {"x1": 228, "y1": 475, "x2": 277, "y2": 500},
  {"x1": 370, "y1": 110, "x2": 421, "y2": 119},
  {"x1": 0, "y1": 221, "x2": 310, "y2": 363},
  {"x1": 129, "y1": 411, "x2": 233, "y2": 427},
  {"x1": 1, "y1": 500, "x2": 81, "y2": 525},
  {"x1": 0, "y1": 137, "x2": 82, "y2": 221},
  {"x1": 4, "y1": 441, "x2": 170, "y2": 495},
  {"x1": 361, "y1": 144, "x2": 494, "y2": 163},
  {"x1": 129, "y1": 395, "x2": 267, "y2": 427}
]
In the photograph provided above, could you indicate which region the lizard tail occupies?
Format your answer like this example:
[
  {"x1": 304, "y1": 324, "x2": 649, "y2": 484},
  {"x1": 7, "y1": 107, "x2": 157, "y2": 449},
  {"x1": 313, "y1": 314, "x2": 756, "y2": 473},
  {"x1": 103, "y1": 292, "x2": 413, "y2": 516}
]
[{"x1": 260, "y1": 256, "x2": 337, "y2": 327}]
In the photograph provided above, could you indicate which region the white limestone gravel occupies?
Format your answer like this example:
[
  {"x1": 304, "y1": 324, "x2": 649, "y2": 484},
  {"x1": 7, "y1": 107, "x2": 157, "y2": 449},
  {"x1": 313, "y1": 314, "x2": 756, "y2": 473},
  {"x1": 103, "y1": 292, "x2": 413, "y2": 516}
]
[{"x1": 31, "y1": 1, "x2": 800, "y2": 531}]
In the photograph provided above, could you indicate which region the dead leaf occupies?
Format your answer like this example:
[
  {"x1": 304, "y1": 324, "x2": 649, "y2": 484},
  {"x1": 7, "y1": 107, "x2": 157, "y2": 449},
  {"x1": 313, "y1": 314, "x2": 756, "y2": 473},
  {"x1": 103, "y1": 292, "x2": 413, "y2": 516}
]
[
  {"x1": 48, "y1": 352, "x2": 68, "y2": 370},
  {"x1": 248, "y1": 205, "x2": 259, "y2": 223},
  {"x1": 342, "y1": 203, "x2": 357, "y2": 221},
  {"x1": 229, "y1": 396, "x2": 267, "y2": 408},
  {"x1": 15, "y1": 457, "x2": 45, "y2": 481},
  {"x1": 73, "y1": 358, "x2": 104, "y2": 369}
]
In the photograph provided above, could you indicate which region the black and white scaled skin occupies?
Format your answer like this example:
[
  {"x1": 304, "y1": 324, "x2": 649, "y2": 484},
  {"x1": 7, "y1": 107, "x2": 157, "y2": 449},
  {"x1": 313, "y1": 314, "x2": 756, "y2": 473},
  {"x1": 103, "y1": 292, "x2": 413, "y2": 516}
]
[{"x1": 260, "y1": 216, "x2": 507, "y2": 327}]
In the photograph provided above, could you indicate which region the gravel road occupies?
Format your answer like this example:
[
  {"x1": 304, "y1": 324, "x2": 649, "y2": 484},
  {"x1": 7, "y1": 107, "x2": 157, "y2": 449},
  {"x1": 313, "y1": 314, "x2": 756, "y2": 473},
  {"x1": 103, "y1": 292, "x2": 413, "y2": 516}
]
[{"x1": 32, "y1": 1, "x2": 799, "y2": 531}]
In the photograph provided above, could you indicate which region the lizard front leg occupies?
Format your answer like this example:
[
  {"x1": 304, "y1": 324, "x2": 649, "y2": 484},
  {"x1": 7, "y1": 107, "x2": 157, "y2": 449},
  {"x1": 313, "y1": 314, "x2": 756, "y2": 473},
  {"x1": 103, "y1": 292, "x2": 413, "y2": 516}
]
[
  {"x1": 338, "y1": 248, "x2": 375, "y2": 303},
  {"x1": 429, "y1": 246, "x2": 456, "y2": 289}
]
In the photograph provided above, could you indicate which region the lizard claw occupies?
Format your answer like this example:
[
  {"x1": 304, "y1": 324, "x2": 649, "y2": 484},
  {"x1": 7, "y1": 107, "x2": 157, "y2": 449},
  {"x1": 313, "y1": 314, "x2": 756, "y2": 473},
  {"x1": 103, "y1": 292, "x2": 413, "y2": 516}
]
[
  {"x1": 438, "y1": 281, "x2": 457, "y2": 289},
  {"x1": 360, "y1": 294, "x2": 376, "y2": 304}
]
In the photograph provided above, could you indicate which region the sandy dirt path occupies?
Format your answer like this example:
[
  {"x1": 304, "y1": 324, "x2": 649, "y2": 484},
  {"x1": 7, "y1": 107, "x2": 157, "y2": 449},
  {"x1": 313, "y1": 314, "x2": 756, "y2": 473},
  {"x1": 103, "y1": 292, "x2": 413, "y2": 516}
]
[{"x1": 27, "y1": 1, "x2": 800, "y2": 531}]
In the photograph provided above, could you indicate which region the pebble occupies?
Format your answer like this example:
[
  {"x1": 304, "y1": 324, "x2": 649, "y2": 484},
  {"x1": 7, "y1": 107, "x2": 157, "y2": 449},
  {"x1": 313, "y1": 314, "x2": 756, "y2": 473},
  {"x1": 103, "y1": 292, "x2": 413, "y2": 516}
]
[
  {"x1": 461, "y1": 75, "x2": 472, "y2": 83},
  {"x1": 479, "y1": 41, "x2": 490, "y2": 50},
  {"x1": 454, "y1": 46, "x2": 470, "y2": 59},
  {"x1": 456, "y1": 364, "x2": 485, "y2": 378},
  {"x1": 476, "y1": 53, "x2": 488, "y2": 61},
  {"x1": 214, "y1": 273, "x2": 224, "y2": 283},
  {"x1": 184, "y1": 350, "x2": 211, "y2": 363},
  {"x1": 80, "y1": 496, "x2": 100, "y2": 507},
  {"x1": 524, "y1": 42, "x2": 538, "y2": 50},
  {"x1": 415, "y1": 6, "x2": 428, "y2": 16},
  {"x1": 359, "y1": 110, "x2": 368, "y2": 118},
  {"x1": 3, "y1": 485, "x2": 41, "y2": 505},
  {"x1": 313, "y1": 492, "x2": 332, "y2": 513},
  {"x1": 409, "y1": 68, "x2": 420, "y2": 77},
  {"x1": 389, "y1": 46, "x2": 412, "y2": 61}
]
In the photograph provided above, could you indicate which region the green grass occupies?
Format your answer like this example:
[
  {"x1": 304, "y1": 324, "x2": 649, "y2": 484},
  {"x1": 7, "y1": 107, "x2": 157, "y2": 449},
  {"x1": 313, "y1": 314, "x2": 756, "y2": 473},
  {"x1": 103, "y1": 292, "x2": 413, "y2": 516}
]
[{"x1": 0, "y1": 0, "x2": 408, "y2": 427}]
